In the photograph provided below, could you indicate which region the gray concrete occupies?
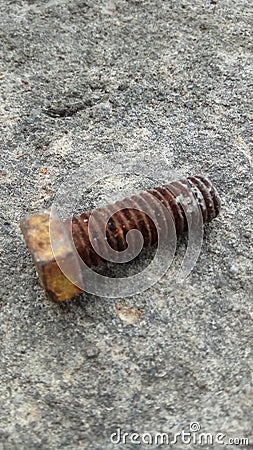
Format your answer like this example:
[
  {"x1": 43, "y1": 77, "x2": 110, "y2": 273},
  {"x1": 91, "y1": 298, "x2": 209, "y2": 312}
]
[{"x1": 0, "y1": 0, "x2": 252, "y2": 449}]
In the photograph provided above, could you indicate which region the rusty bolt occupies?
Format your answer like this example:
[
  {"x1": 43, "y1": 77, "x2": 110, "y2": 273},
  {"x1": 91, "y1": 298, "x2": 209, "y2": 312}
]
[{"x1": 21, "y1": 175, "x2": 221, "y2": 302}]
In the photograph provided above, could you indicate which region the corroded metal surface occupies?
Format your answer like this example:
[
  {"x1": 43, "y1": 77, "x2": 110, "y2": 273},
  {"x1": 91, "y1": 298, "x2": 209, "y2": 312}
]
[
  {"x1": 20, "y1": 211, "x2": 83, "y2": 302},
  {"x1": 21, "y1": 175, "x2": 220, "y2": 302}
]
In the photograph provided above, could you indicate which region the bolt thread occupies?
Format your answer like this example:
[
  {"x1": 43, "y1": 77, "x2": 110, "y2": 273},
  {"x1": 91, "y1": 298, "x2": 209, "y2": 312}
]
[{"x1": 71, "y1": 175, "x2": 221, "y2": 267}]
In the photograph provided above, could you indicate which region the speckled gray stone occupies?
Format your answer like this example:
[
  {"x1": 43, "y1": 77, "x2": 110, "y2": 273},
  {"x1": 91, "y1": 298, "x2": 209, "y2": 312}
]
[{"x1": 0, "y1": 0, "x2": 252, "y2": 449}]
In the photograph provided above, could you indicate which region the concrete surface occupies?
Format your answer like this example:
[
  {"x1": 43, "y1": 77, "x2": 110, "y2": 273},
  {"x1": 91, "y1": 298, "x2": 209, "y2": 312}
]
[{"x1": 0, "y1": 0, "x2": 252, "y2": 449}]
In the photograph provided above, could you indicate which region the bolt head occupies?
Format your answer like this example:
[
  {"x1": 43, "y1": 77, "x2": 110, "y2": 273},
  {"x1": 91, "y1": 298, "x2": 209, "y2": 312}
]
[{"x1": 20, "y1": 210, "x2": 83, "y2": 301}]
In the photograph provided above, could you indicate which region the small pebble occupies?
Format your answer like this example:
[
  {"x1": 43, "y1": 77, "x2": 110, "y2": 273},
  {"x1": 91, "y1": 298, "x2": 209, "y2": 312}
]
[
  {"x1": 229, "y1": 264, "x2": 239, "y2": 275},
  {"x1": 86, "y1": 345, "x2": 100, "y2": 358}
]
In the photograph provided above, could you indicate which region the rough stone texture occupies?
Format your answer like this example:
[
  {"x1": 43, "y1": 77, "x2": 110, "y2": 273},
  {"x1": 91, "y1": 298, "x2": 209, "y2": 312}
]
[{"x1": 0, "y1": 0, "x2": 252, "y2": 449}]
